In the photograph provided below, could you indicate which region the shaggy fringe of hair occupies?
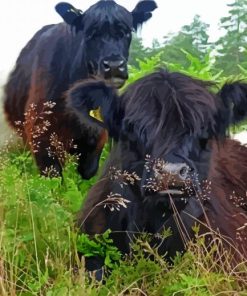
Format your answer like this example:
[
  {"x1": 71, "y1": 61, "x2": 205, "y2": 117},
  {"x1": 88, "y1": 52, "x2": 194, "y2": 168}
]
[
  {"x1": 121, "y1": 69, "x2": 218, "y2": 153},
  {"x1": 82, "y1": 1, "x2": 133, "y2": 32}
]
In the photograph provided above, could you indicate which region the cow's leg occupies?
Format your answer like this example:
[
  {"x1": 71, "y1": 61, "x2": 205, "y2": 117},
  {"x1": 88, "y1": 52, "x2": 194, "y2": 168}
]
[
  {"x1": 72, "y1": 129, "x2": 108, "y2": 179},
  {"x1": 34, "y1": 146, "x2": 63, "y2": 177},
  {"x1": 77, "y1": 149, "x2": 102, "y2": 180},
  {"x1": 77, "y1": 178, "x2": 136, "y2": 279},
  {"x1": 77, "y1": 178, "x2": 111, "y2": 277},
  {"x1": 22, "y1": 69, "x2": 65, "y2": 176},
  {"x1": 23, "y1": 112, "x2": 64, "y2": 177},
  {"x1": 27, "y1": 133, "x2": 63, "y2": 177}
]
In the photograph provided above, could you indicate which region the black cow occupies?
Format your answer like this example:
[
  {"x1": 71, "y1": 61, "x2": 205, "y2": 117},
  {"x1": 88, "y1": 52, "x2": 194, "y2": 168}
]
[
  {"x1": 67, "y1": 70, "x2": 247, "y2": 277},
  {"x1": 4, "y1": 0, "x2": 157, "y2": 178}
]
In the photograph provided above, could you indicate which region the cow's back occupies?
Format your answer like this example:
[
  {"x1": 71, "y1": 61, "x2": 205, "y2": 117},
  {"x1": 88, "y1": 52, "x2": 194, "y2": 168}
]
[
  {"x1": 206, "y1": 139, "x2": 247, "y2": 259},
  {"x1": 4, "y1": 23, "x2": 76, "y2": 128}
]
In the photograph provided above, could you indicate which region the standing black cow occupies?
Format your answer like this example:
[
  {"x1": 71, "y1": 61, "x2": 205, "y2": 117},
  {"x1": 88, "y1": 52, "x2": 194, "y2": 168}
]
[
  {"x1": 4, "y1": 0, "x2": 157, "y2": 178},
  {"x1": 66, "y1": 70, "x2": 247, "y2": 276}
]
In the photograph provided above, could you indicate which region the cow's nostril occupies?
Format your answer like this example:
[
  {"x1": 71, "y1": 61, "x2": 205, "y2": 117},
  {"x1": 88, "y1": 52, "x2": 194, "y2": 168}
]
[
  {"x1": 179, "y1": 166, "x2": 189, "y2": 180},
  {"x1": 118, "y1": 60, "x2": 125, "y2": 67},
  {"x1": 103, "y1": 61, "x2": 111, "y2": 72},
  {"x1": 118, "y1": 60, "x2": 126, "y2": 72}
]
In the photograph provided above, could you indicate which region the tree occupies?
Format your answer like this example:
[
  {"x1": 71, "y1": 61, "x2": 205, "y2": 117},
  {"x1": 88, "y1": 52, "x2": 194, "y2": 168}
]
[
  {"x1": 160, "y1": 15, "x2": 211, "y2": 68},
  {"x1": 128, "y1": 15, "x2": 213, "y2": 74},
  {"x1": 181, "y1": 14, "x2": 211, "y2": 55},
  {"x1": 128, "y1": 35, "x2": 148, "y2": 68},
  {"x1": 215, "y1": 0, "x2": 247, "y2": 75}
]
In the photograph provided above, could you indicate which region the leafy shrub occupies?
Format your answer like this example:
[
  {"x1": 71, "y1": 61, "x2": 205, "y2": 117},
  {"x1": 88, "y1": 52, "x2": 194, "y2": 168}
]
[{"x1": 77, "y1": 230, "x2": 121, "y2": 269}]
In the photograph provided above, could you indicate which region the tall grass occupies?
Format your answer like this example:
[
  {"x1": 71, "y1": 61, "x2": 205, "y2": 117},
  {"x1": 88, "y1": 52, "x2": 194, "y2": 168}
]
[{"x1": 0, "y1": 144, "x2": 246, "y2": 295}]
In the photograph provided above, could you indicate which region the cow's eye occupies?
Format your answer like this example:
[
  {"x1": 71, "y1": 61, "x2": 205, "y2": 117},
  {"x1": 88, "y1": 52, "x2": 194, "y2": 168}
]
[
  {"x1": 86, "y1": 29, "x2": 97, "y2": 40},
  {"x1": 118, "y1": 30, "x2": 125, "y2": 38},
  {"x1": 118, "y1": 30, "x2": 131, "y2": 39}
]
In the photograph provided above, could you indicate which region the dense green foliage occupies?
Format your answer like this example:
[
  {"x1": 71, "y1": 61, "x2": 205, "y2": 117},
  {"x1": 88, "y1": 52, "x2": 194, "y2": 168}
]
[
  {"x1": 215, "y1": 0, "x2": 247, "y2": 75},
  {"x1": 129, "y1": 0, "x2": 247, "y2": 77},
  {"x1": 1, "y1": 140, "x2": 247, "y2": 295}
]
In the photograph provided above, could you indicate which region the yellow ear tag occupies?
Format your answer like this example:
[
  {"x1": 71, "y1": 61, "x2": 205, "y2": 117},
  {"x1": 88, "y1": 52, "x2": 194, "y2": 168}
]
[{"x1": 89, "y1": 107, "x2": 103, "y2": 122}]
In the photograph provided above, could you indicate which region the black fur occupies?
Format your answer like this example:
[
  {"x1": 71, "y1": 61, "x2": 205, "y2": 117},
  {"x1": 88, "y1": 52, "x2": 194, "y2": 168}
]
[
  {"x1": 68, "y1": 70, "x2": 247, "y2": 275},
  {"x1": 4, "y1": 0, "x2": 157, "y2": 178},
  {"x1": 218, "y1": 81, "x2": 247, "y2": 124}
]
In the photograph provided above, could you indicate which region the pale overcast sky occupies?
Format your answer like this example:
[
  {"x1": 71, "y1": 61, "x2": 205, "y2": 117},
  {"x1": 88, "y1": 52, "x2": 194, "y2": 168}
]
[{"x1": 0, "y1": 0, "x2": 231, "y2": 78}]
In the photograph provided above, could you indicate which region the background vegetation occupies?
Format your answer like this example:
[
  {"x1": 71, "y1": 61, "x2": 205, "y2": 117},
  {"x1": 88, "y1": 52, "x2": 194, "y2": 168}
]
[
  {"x1": 0, "y1": 0, "x2": 247, "y2": 294},
  {"x1": 129, "y1": 0, "x2": 247, "y2": 78}
]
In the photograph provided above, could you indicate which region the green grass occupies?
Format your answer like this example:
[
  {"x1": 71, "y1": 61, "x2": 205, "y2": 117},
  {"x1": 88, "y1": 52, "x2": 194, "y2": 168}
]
[
  {"x1": 230, "y1": 120, "x2": 247, "y2": 134},
  {"x1": 0, "y1": 143, "x2": 246, "y2": 295},
  {"x1": 0, "y1": 135, "x2": 246, "y2": 295}
]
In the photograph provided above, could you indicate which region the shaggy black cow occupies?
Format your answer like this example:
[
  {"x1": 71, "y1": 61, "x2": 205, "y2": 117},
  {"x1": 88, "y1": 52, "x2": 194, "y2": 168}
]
[
  {"x1": 67, "y1": 70, "x2": 247, "y2": 276},
  {"x1": 4, "y1": 0, "x2": 157, "y2": 178}
]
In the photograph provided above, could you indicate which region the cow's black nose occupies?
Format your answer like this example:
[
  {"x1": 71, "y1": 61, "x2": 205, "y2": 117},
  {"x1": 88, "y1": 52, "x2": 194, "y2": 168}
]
[
  {"x1": 102, "y1": 59, "x2": 127, "y2": 75},
  {"x1": 155, "y1": 162, "x2": 190, "y2": 181},
  {"x1": 166, "y1": 163, "x2": 190, "y2": 180}
]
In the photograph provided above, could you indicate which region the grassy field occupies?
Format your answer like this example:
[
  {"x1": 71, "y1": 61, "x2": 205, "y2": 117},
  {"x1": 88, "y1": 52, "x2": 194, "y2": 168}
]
[
  {"x1": 0, "y1": 56, "x2": 247, "y2": 295},
  {"x1": 0, "y1": 142, "x2": 246, "y2": 295}
]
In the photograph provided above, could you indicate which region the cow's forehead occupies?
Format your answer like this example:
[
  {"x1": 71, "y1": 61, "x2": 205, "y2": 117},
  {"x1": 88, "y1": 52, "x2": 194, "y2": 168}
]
[
  {"x1": 83, "y1": 0, "x2": 133, "y2": 31},
  {"x1": 121, "y1": 70, "x2": 218, "y2": 153}
]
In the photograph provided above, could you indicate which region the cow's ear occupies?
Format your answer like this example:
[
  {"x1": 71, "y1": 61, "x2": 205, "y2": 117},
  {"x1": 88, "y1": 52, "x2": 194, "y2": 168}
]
[
  {"x1": 66, "y1": 80, "x2": 122, "y2": 140},
  {"x1": 219, "y1": 81, "x2": 247, "y2": 125},
  {"x1": 132, "y1": 0, "x2": 157, "y2": 31},
  {"x1": 55, "y1": 2, "x2": 83, "y2": 31}
]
